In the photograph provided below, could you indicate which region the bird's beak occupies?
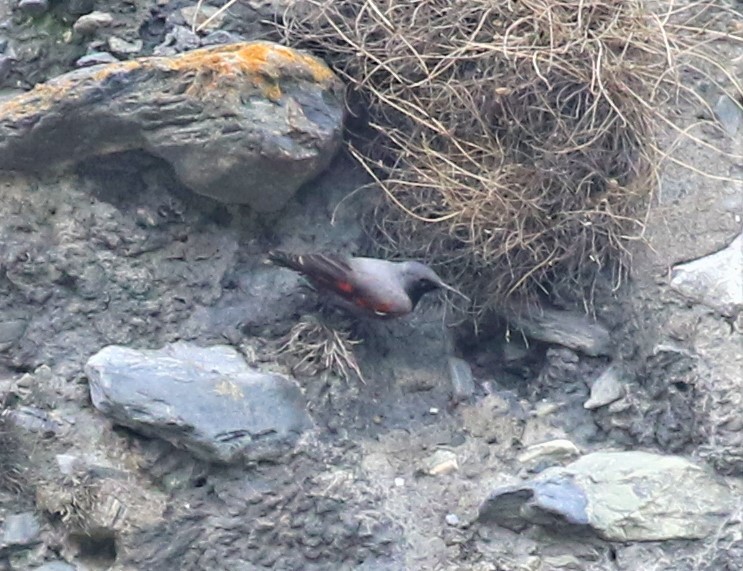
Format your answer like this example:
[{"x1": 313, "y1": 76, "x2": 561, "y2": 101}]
[{"x1": 438, "y1": 280, "x2": 471, "y2": 302}]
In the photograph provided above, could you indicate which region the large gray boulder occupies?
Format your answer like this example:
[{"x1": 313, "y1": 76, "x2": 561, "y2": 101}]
[
  {"x1": 0, "y1": 42, "x2": 345, "y2": 212},
  {"x1": 478, "y1": 451, "x2": 733, "y2": 541},
  {"x1": 85, "y1": 342, "x2": 313, "y2": 464}
]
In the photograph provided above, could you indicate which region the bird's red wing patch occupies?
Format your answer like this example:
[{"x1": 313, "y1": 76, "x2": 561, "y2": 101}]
[{"x1": 335, "y1": 280, "x2": 355, "y2": 294}]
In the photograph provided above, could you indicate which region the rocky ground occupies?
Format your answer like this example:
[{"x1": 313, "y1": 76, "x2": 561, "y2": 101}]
[{"x1": 0, "y1": 1, "x2": 741, "y2": 570}]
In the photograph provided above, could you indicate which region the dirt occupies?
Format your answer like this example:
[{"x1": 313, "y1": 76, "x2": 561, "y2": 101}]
[{"x1": 0, "y1": 1, "x2": 741, "y2": 570}]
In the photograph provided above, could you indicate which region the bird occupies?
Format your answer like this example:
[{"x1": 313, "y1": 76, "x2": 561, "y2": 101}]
[{"x1": 266, "y1": 250, "x2": 469, "y2": 319}]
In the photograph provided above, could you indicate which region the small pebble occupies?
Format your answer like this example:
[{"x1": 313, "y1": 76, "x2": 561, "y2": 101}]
[
  {"x1": 448, "y1": 356, "x2": 475, "y2": 402},
  {"x1": 200, "y1": 30, "x2": 243, "y2": 46},
  {"x1": 714, "y1": 94, "x2": 742, "y2": 137},
  {"x1": 394, "y1": 477, "x2": 405, "y2": 487},
  {"x1": 518, "y1": 439, "x2": 580, "y2": 464},
  {"x1": 73, "y1": 11, "x2": 114, "y2": 35},
  {"x1": 428, "y1": 407, "x2": 439, "y2": 415},
  {"x1": 422, "y1": 450, "x2": 459, "y2": 476},
  {"x1": 445, "y1": 513, "x2": 460, "y2": 526},
  {"x1": 76, "y1": 52, "x2": 119, "y2": 68},
  {"x1": 108, "y1": 36, "x2": 143, "y2": 56}
]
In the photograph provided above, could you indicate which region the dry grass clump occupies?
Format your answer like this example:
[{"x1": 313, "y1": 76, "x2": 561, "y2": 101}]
[
  {"x1": 275, "y1": 316, "x2": 364, "y2": 383},
  {"x1": 279, "y1": 0, "x2": 741, "y2": 311}
]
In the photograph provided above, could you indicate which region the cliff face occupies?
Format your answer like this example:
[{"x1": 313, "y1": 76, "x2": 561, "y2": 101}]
[{"x1": 0, "y1": 1, "x2": 741, "y2": 571}]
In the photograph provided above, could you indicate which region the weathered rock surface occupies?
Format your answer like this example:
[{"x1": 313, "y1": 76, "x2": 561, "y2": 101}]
[
  {"x1": 0, "y1": 512, "x2": 41, "y2": 551},
  {"x1": 85, "y1": 342, "x2": 313, "y2": 463},
  {"x1": 670, "y1": 233, "x2": 743, "y2": 317},
  {"x1": 0, "y1": 42, "x2": 345, "y2": 211},
  {"x1": 503, "y1": 302, "x2": 612, "y2": 356},
  {"x1": 584, "y1": 364, "x2": 625, "y2": 410},
  {"x1": 478, "y1": 451, "x2": 733, "y2": 541}
]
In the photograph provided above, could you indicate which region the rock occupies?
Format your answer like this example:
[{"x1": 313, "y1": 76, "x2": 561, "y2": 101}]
[
  {"x1": 73, "y1": 11, "x2": 114, "y2": 35},
  {"x1": 34, "y1": 562, "x2": 77, "y2": 571},
  {"x1": 517, "y1": 439, "x2": 580, "y2": 464},
  {"x1": 181, "y1": 5, "x2": 225, "y2": 32},
  {"x1": 67, "y1": 0, "x2": 95, "y2": 15},
  {"x1": 444, "y1": 513, "x2": 460, "y2": 526},
  {"x1": 0, "y1": 42, "x2": 345, "y2": 212},
  {"x1": 17, "y1": 0, "x2": 49, "y2": 16},
  {"x1": 0, "y1": 512, "x2": 41, "y2": 549},
  {"x1": 715, "y1": 94, "x2": 742, "y2": 137},
  {"x1": 0, "y1": 318, "x2": 27, "y2": 351},
  {"x1": 448, "y1": 357, "x2": 475, "y2": 402},
  {"x1": 55, "y1": 454, "x2": 81, "y2": 476},
  {"x1": 670, "y1": 233, "x2": 743, "y2": 317},
  {"x1": 502, "y1": 302, "x2": 612, "y2": 357},
  {"x1": 3, "y1": 406, "x2": 61, "y2": 436},
  {"x1": 584, "y1": 364, "x2": 625, "y2": 409},
  {"x1": 0, "y1": 55, "x2": 11, "y2": 81},
  {"x1": 153, "y1": 25, "x2": 201, "y2": 56},
  {"x1": 201, "y1": 30, "x2": 244, "y2": 46},
  {"x1": 478, "y1": 451, "x2": 732, "y2": 541},
  {"x1": 75, "y1": 52, "x2": 119, "y2": 68},
  {"x1": 420, "y1": 450, "x2": 458, "y2": 476},
  {"x1": 85, "y1": 342, "x2": 313, "y2": 464},
  {"x1": 107, "y1": 36, "x2": 143, "y2": 56}
]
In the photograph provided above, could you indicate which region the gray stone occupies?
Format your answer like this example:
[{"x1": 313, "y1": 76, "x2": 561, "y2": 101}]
[
  {"x1": 107, "y1": 36, "x2": 143, "y2": 56},
  {"x1": 517, "y1": 439, "x2": 580, "y2": 464},
  {"x1": 17, "y1": 0, "x2": 49, "y2": 16},
  {"x1": 73, "y1": 11, "x2": 114, "y2": 35},
  {"x1": 0, "y1": 55, "x2": 13, "y2": 84},
  {"x1": 34, "y1": 562, "x2": 77, "y2": 571},
  {"x1": 67, "y1": 0, "x2": 95, "y2": 15},
  {"x1": 153, "y1": 26, "x2": 200, "y2": 56},
  {"x1": 670, "y1": 233, "x2": 743, "y2": 317},
  {"x1": 85, "y1": 342, "x2": 313, "y2": 464},
  {"x1": 502, "y1": 302, "x2": 612, "y2": 356},
  {"x1": 478, "y1": 451, "x2": 732, "y2": 541},
  {"x1": 0, "y1": 318, "x2": 26, "y2": 351},
  {"x1": 75, "y1": 52, "x2": 119, "y2": 68},
  {"x1": 584, "y1": 364, "x2": 625, "y2": 409},
  {"x1": 420, "y1": 450, "x2": 458, "y2": 476},
  {"x1": 0, "y1": 42, "x2": 345, "y2": 212},
  {"x1": 448, "y1": 357, "x2": 475, "y2": 401},
  {"x1": 201, "y1": 30, "x2": 244, "y2": 47},
  {"x1": 715, "y1": 94, "x2": 742, "y2": 137},
  {"x1": 1, "y1": 512, "x2": 41, "y2": 548},
  {"x1": 4, "y1": 406, "x2": 61, "y2": 435},
  {"x1": 181, "y1": 5, "x2": 225, "y2": 32},
  {"x1": 55, "y1": 454, "x2": 81, "y2": 476}
]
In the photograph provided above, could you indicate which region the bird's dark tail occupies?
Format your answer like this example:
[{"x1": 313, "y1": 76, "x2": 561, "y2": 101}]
[{"x1": 265, "y1": 250, "x2": 304, "y2": 272}]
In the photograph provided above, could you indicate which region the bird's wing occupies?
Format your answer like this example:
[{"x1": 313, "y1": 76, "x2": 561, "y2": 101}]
[{"x1": 267, "y1": 251, "x2": 355, "y2": 291}]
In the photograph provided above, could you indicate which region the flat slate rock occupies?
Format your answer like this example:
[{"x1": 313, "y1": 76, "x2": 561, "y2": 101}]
[
  {"x1": 85, "y1": 342, "x2": 313, "y2": 464},
  {"x1": 0, "y1": 42, "x2": 345, "y2": 212},
  {"x1": 478, "y1": 451, "x2": 732, "y2": 541},
  {"x1": 502, "y1": 301, "x2": 612, "y2": 357},
  {"x1": 670, "y1": 233, "x2": 743, "y2": 317}
]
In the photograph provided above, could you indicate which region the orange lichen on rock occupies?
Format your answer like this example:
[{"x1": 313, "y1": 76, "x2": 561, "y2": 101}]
[{"x1": 0, "y1": 42, "x2": 337, "y2": 120}]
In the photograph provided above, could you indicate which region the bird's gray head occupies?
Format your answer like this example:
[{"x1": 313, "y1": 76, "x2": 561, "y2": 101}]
[{"x1": 400, "y1": 261, "x2": 469, "y2": 307}]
